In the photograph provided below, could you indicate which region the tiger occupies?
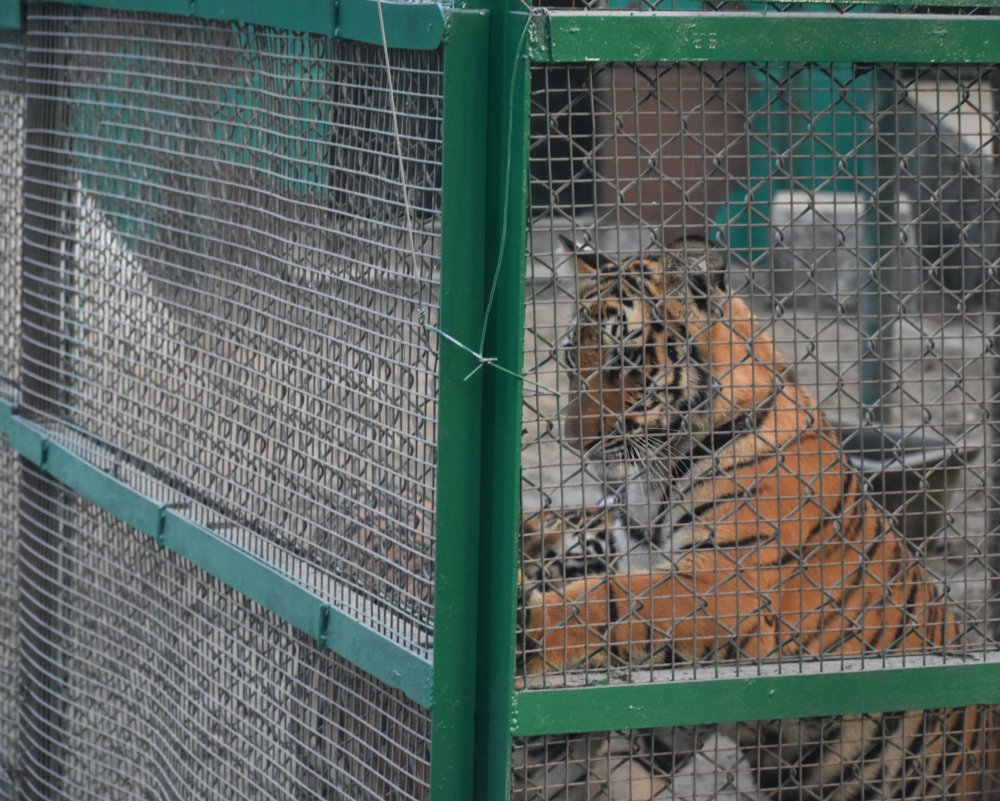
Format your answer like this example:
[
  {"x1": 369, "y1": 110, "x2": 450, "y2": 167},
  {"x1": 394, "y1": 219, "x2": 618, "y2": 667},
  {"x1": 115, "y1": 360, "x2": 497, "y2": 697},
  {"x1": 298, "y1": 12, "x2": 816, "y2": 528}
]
[
  {"x1": 517, "y1": 507, "x2": 724, "y2": 801},
  {"x1": 521, "y1": 503, "x2": 673, "y2": 589},
  {"x1": 521, "y1": 506, "x2": 619, "y2": 587},
  {"x1": 520, "y1": 235, "x2": 999, "y2": 800}
]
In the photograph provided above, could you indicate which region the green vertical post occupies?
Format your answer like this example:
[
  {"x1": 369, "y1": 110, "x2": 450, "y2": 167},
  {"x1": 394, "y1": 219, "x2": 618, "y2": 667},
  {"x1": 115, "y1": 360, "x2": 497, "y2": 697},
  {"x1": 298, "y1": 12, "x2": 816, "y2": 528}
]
[
  {"x1": 0, "y1": 1, "x2": 19, "y2": 30},
  {"x1": 468, "y1": 8, "x2": 531, "y2": 801},
  {"x1": 429, "y1": 9, "x2": 491, "y2": 801}
]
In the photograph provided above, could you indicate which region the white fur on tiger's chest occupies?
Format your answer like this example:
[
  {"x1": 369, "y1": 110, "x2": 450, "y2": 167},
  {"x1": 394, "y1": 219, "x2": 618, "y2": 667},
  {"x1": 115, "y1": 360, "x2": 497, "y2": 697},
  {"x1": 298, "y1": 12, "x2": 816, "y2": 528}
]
[{"x1": 613, "y1": 469, "x2": 711, "y2": 572}]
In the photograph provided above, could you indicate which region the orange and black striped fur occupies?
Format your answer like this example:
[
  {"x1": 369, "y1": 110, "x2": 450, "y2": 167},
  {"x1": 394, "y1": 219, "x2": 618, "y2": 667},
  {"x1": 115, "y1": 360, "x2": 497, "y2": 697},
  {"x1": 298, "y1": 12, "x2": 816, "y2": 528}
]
[
  {"x1": 521, "y1": 507, "x2": 622, "y2": 589},
  {"x1": 522, "y1": 236, "x2": 999, "y2": 799}
]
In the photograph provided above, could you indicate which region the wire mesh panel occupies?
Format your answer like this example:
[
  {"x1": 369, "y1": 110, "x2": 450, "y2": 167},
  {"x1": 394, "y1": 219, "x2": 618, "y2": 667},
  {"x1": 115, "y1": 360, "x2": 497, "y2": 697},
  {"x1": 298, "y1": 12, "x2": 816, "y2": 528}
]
[
  {"x1": 0, "y1": 29, "x2": 22, "y2": 393},
  {"x1": 0, "y1": 445, "x2": 17, "y2": 798},
  {"x1": 21, "y1": 4, "x2": 443, "y2": 655},
  {"x1": 0, "y1": 29, "x2": 22, "y2": 799},
  {"x1": 512, "y1": 713, "x2": 999, "y2": 800},
  {"x1": 516, "y1": 60, "x2": 1000, "y2": 797},
  {"x1": 18, "y1": 471, "x2": 431, "y2": 801},
  {"x1": 513, "y1": 728, "x2": 752, "y2": 801}
]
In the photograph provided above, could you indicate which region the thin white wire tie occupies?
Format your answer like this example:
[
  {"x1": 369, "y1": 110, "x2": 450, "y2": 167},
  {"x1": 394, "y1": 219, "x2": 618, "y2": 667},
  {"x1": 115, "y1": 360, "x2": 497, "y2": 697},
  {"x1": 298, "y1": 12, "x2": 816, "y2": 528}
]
[
  {"x1": 375, "y1": 0, "x2": 420, "y2": 276},
  {"x1": 375, "y1": 4, "x2": 554, "y2": 395},
  {"x1": 417, "y1": 308, "x2": 557, "y2": 393}
]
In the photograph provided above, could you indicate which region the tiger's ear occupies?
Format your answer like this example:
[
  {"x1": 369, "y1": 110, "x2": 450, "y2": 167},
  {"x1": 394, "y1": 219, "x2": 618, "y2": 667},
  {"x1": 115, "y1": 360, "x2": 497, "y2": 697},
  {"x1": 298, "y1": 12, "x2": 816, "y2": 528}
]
[
  {"x1": 665, "y1": 236, "x2": 727, "y2": 291},
  {"x1": 690, "y1": 249, "x2": 727, "y2": 291},
  {"x1": 558, "y1": 234, "x2": 615, "y2": 276}
]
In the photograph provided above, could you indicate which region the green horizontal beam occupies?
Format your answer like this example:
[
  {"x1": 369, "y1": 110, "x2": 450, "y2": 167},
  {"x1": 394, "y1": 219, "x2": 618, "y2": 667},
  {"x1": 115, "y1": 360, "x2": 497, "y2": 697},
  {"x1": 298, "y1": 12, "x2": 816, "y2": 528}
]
[
  {"x1": 529, "y1": 10, "x2": 1000, "y2": 63},
  {"x1": 46, "y1": 444, "x2": 163, "y2": 535},
  {"x1": 0, "y1": 0, "x2": 20, "y2": 30},
  {"x1": 53, "y1": 0, "x2": 335, "y2": 34},
  {"x1": 748, "y1": 0, "x2": 1000, "y2": 4},
  {"x1": 512, "y1": 661, "x2": 1000, "y2": 736},
  {"x1": 54, "y1": 0, "x2": 446, "y2": 48},
  {"x1": 776, "y1": 0, "x2": 1000, "y2": 3},
  {"x1": 336, "y1": 0, "x2": 445, "y2": 50},
  {"x1": 0, "y1": 399, "x2": 434, "y2": 707}
]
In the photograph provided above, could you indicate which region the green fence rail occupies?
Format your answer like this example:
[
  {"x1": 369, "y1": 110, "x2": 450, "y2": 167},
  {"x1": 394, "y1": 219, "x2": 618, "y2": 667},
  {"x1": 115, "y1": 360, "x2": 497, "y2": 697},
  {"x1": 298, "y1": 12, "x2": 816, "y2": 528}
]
[
  {"x1": 7, "y1": 0, "x2": 447, "y2": 45},
  {"x1": 0, "y1": 398, "x2": 437, "y2": 704},
  {"x1": 512, "y1": 663, "x2": 1000, "y2": 736},
  {"x1": 528, "y1": 10, "x2": 1000, "y2": 63},
  {"x1": 0, "y1": 3, "x2": 17, "y2": 28},
  {"x1": 488, "y1": 3, "x2": 1000, "y2": 799}
]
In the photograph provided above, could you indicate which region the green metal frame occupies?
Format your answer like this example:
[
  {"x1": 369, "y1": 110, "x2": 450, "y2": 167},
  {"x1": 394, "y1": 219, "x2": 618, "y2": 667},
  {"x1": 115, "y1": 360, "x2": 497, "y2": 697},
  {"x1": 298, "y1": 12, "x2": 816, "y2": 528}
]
[
  {"x1": 3, "y1": 3, "x2": 490, "y2": 796},
  {"x1": 0, "y1": 398, "x2": 435, "y2": 705},
  {"x1": 528, "y1": 10, "x2": 1000, "y2": 63},
  {"x1": 56, "y1": 0, "x2": 337, "y2": 34},
  {"x1": 429, "y1": 7, "x2": 491, "y2": 799},
  {"x1": 0, "y1": 1, "x2": 18, "y2": 29},
  {"x1": 22, "y1": 0, "x2": 446, "y2": 46},
  {"x1": 514, "y1": 662, "x2": 1000, "y2": 736},
  {"x1": 5, "y1": 1, "x2": 1000, "y2": 798},
  {"x1": 466, "y1": 8, "x2": 531, "y2": 800},
  {"x1": 337, "y1": 0, "x2": 445, "y2": 49},
  {"x1": 495, "y1": 0, "x2": 1000, "y2": 760}
]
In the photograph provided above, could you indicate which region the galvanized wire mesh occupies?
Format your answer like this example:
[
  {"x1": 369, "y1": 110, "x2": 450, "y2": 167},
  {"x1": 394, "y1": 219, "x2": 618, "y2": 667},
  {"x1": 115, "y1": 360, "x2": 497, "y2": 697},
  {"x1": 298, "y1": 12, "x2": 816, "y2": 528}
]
[
  {"x1": 513, "y1": 711, "x2": 999, "y2": 800},
  {"x1": 18, "y1": 471, "x2": 431, "y2": 801},
  {"x1": 517, "y1": 60, "x2": 1000, "y2": 798},
  {"x1": 0, "y1": 30, "x2": 22, "y2": 393},
  {"x1": 0, "y1": 30, "x2": 22, "y2": 800},
  {"x1": 21, "y1": 4, "x2": 443, "y2": 655},
  {"x1": 513, "y1": 727, "x2": 752, "y2": 801},
  {"x1": 0, "y1": 446, "x2": 17, "y2": 799}
]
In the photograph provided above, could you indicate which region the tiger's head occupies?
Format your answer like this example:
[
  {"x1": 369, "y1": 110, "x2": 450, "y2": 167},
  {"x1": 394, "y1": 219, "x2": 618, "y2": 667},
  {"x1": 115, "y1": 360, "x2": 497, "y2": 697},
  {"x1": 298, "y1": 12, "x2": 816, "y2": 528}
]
[{"x1": 558, "y1": 235, "x2": 782, "y2": 483}]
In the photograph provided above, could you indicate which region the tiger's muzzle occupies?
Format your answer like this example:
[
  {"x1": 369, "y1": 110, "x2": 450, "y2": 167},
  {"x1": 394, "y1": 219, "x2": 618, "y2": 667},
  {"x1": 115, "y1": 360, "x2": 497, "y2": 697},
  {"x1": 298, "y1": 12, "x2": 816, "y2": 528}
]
[{"x1": 563, "y1": 388, "x2": 618, "y2": 455}]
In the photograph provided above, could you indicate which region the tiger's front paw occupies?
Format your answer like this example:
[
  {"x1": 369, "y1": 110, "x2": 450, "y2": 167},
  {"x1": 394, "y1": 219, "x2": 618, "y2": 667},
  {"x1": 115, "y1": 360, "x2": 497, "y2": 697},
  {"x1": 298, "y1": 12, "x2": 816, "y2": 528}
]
[{"x1": 521, "y1": 579, "x2": 615, "y2": 674}]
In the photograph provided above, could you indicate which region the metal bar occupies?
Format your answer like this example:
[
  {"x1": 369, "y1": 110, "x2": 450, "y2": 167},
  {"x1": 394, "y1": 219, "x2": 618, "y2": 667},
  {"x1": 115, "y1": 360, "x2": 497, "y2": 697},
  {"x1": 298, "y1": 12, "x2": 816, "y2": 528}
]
[
  {"x1": 529, "y1": 11, "x2": 1000, "y2": 64},
  {"x1": 7, "y1": 417, "x2": 46, "y2": 468},
  {"x1": 469, "y1": 9, "x2": 531, "y2": 801},
  {"x1": 773, "y1": 0, "x2": 1000, "y2": 4},
  {"x1": 0, "y1": 399, "x2": 436, "y2": 707},
  {"x1": 336, "y1": 0, "x2": 445, "y2": 50},
  {"x1": 45, "y1": 445, "x2": 162, "y2": 535},
  {"x1": 52, "y1": 0, "x2": 447, "y2": 47},
  {"x1": 50, "y1": 0, "x2": 335, "y2": 33},
  {"x1": 513, "y1": 661, "x2": 1000, "y2": 736},
  {"x1": 160, "y1": 514, "x2": 328, "y2": 641},
  {"x1": 428, "y1": 10, "x2": 491, "y2": 800}
]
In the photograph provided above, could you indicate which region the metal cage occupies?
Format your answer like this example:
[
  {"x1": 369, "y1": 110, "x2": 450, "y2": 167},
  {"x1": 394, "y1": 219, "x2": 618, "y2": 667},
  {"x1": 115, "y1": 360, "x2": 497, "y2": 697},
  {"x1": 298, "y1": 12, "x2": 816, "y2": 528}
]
[
  {"x1": 509, "y1": 13, "x2": 1000, "y2": 801},
  {"x1": 0, "y1": 1, "x2": 998, "y2": 800}
]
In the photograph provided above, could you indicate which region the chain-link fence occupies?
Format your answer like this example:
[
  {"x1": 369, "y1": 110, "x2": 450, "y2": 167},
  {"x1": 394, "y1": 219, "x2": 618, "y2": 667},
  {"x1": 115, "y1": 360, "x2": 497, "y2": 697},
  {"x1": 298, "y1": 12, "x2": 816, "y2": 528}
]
[{"x1": 517, "y1": 58, "x2": 1000, "y2": 798}]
